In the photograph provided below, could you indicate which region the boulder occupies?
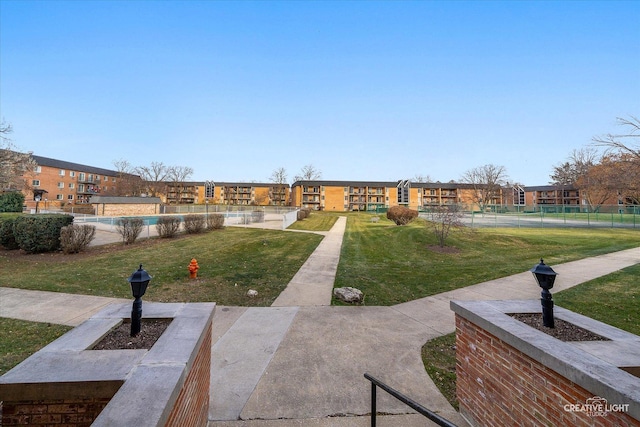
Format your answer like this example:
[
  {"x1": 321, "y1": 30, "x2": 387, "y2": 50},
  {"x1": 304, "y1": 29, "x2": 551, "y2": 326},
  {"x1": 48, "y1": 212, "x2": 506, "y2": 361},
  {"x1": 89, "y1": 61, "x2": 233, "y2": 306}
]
[
  {"x1": 333, "y1": 287, "x2": 364, "y2": 303},
  {"x1": 246, "y1": 289, "x2": 258, "y2": 298}
]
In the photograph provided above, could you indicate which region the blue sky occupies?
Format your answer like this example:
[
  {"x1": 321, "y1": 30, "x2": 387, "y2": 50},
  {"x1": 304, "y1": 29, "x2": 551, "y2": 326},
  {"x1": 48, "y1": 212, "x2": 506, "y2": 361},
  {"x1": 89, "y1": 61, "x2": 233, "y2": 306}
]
[{"x1": 1, "y1": 1, "x2": 639, "y2": 185}]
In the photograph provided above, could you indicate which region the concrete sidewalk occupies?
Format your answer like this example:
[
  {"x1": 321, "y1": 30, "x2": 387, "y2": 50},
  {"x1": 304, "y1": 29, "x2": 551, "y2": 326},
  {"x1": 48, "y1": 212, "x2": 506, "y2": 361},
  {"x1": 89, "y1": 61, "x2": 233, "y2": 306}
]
[{"x1": 272, "y1": 216, "x2": 347, "y2": 307}]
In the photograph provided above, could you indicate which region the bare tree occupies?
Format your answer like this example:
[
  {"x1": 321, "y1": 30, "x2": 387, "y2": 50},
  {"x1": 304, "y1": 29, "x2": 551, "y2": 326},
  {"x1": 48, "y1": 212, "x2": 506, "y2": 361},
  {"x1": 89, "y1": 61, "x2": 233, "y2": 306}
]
[
  {"x1": 294, "y1": 164, "x2": 322, "y2": 181},
  {"x1": 550, "y1": 148, "x2": 599, "y2": 185},
  {"x1": 269, "y1": 167, "x2": 288, "y2": 206},
  {"x1": 413, "y1": 174, "x2": 433, "y2": 183},
  {"x1": 1, "y1": 120, "x2": 36, "y2": 192},
  {"x1": 136, "y1": 161, "x2": 170, "y2": 197},
  {"x1": 167, "y1": 165, "x2": 194, "y2": 204},
  {"x1": 1, "y1": 119, "x2": 12, "y2": 143},
  {"x1": 576, "y1": 157, "x2": 617, "y2": 211},
  {"x1": 460, "y1": 164, "x2": 508, "y2": 212},
  {"x1": 427, "y1": 204, "x2": 465, "y2": 247},
  {"x1": 269, "y1": 167, "x2": 288, "y2": 184},
  {"x1": 593, "y1": 116, "x2": 640, "y2": 159},
  {"x1": 112, "y1": 159, "x2": 144, "y2": 196}
]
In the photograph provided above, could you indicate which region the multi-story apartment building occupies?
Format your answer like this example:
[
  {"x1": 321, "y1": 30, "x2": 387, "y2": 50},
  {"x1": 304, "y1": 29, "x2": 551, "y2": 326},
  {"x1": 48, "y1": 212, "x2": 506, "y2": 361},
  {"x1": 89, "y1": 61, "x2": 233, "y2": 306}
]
[
  {"x1": 523, "y1": 185, "x2": 582, "y2": 210},
  {"x1": 22, "y1": 155, "x2": 125, "y2": 211},
  {"x1": 290, "y1": 180, "x2": 503, "y2": 212},
  {"x1": 164, "y1": 181, "x2": 290, "y2": 206}
]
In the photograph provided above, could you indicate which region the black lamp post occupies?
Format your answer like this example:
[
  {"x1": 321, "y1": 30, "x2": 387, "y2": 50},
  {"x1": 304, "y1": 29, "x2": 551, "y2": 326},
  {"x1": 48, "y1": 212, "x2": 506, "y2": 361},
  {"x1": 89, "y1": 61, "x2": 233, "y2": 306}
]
[
  {"x1": 530, "y1": 259, "x2": 558, "y2": 328},
  {"x1": 127, "y1": 264, "x2": 152, "y2": 337}
]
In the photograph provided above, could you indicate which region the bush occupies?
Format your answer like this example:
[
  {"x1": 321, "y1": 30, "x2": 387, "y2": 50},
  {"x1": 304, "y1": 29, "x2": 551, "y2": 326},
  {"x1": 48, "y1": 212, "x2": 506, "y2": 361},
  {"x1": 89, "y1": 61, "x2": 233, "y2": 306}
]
[
  {"x1": 0, "y1": 214, "x2": 21, "y2": 250},
  {"x1": 386, "y1": 205, "x2": 418, "y2": 226},
  {"x1": 60, "y1": 224, "x2": 96, "y2": 254},
  {"x1": 12, "y1": 214, "x2": 74, "y2": 253},
  {"x1": 297, "y1": 208, "x2": 311, "y2": 221},
  {"x1": 206, "y1": 213, "x2": 225, "y2": 230},
  {"x1": 115, "y1": 217, "x2": 145, "y2": 244},
  {"x1": 156, "y1": 215, "x2": 182, "y2": 238},
  {"x1": 183, "y1": 214, "x2": 206, "y2": 234},
  {"x1": 0, "y1": 192, "x2": 25, "y2": 213}
]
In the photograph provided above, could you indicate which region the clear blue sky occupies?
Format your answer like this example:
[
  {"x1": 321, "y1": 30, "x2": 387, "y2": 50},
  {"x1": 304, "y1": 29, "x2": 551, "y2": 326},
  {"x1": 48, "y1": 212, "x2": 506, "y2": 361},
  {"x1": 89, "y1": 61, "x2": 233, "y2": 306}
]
[{"x1": 2, "y1": 0, "x2": 639, "y2": 185}]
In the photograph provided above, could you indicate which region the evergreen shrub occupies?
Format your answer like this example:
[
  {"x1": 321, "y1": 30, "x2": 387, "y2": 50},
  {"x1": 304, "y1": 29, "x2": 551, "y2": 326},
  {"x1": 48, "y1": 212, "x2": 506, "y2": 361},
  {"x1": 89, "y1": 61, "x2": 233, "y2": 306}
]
[
  {"x1": 0, "y1": 214, "x2": 21, "y2": 249},
  {"x1": 0, "y1": 192, "x2": 25, "y2": 213},
  {"x1": 13, "y1": 214, "x2": 74, "y2": 253}
]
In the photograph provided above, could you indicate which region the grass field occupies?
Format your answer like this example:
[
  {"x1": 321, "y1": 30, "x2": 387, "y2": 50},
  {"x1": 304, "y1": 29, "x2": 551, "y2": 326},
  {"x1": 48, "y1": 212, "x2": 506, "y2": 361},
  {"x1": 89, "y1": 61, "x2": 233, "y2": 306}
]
[
  {"x1": 335, "y1": 213, "x2": 640, "y2": 305},
  {"x1": 0, "y1": 318, "x2": 71, "y2": 375},
  {"x1": 0, "y1": 227, "x2": 324, "y2": 306}
]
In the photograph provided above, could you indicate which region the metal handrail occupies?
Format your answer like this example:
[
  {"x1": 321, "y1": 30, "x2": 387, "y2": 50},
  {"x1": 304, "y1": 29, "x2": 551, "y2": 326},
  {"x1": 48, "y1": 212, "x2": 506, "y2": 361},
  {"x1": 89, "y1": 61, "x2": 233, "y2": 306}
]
[{"x1": 364, "y1": 373, "x2": 458, "y2": 427}]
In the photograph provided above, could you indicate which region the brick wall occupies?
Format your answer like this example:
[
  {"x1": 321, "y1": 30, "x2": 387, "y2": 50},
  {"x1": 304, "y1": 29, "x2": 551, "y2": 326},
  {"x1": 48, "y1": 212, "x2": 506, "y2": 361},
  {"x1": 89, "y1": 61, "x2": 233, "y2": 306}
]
[
  {"x1": 1, "y1": 397, "x2": 111, "y2": 426},
  {"x1": 455, "y1": 315, "x2": 639, "y2": 427},
  {"x1": 165, "y1": 321, "x2": 212, "y2": 427},
  {"x1": 93, "y1": 203, "x2": 159, "y2": 216}
]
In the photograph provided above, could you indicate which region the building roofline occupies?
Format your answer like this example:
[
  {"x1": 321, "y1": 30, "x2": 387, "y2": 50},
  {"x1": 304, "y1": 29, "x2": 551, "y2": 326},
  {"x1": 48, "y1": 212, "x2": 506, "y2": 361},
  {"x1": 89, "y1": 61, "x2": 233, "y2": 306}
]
[{"x1": 31, "y1": 154, "x2": 124, "y2": 177}]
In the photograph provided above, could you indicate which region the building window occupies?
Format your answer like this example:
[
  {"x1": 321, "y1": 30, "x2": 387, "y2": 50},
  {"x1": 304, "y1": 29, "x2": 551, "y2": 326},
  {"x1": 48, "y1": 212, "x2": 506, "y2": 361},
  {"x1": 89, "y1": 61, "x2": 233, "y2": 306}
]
[
  {"x1": 56, "y1": 194, "x2": 63, "y2": 200},
  {"x1": 68, "y1": 183, "x2": 75, "y2": 189},
  {"x1": 34, "y1": 166, "x2": 41, "y2": 173},
  {"x1": 79, "y1": 173, "x2": 85, "y2": 181},
  {"x1": 58, "y1": 182, "x2": 64, "y2": 188},
  {"x1": 78, "y1": 184, "x2": 84, "y2": 192},
  {"x1": 112, "y1": 177, "x2": 116, "y2": 182},
  {"x1": 104, "y1": 176, "x2": 108, "y2": 181},
  {"x1": 70, "y1": 171, "x2": 76, "y2": 177},
  {"x1": 32, "y1": 180, "x2": 40, "y2": 186},
  {"x1": 59, "y1": 169, "x2": 66, "y2": 176},
  {"x1": 67, "y1": 194, "x2": 74, "y2": 200}
]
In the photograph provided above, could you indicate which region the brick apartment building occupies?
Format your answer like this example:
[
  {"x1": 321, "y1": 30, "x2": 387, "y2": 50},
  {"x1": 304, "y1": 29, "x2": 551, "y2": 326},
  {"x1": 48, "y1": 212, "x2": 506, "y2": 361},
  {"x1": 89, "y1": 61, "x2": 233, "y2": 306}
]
[
  {"x1": 11, "y1": 152, "x2": 629, "y2": 214},
  {"x1": 21, "y1": 155, "x2": 126, "y2": 211},
  {"x1": 164, "y1": 181, "x2": 290, "y2": 206},
  {"x1": 290, "y1": 180, "x2": 503, "y2": 212}
]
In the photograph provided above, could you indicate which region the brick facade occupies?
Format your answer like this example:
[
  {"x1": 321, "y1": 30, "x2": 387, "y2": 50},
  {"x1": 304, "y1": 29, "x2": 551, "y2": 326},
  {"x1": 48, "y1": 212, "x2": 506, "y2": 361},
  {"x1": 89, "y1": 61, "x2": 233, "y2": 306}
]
[
  {"x1": 455, "y1": 315, "x2": 639, "y2": 427},
  {"x1": 165, "y1": 321, "x2": 212, "y2": 427},
  {"x1": 1, "y1": 397, "x2": 111, "y2": 426}
]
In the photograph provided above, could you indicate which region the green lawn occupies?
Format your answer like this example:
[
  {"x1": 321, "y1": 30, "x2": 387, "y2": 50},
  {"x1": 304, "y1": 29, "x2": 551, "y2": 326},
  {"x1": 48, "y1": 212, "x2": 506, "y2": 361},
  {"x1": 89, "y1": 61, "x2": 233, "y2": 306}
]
[
  {"x1": 1, "y1": 227, "x2": 323, "y2": 307},
  {"x1": 335, "y1": 213, "x2": 640, "y2": 305},
  {"x1": 0, "y1": 318, "x2": 71, "y2": 375},
  {"x1": 286, "y1": 211, "x2": 340, "y2": 231},
  {"x1": 555, "y1": 264, "x2": 640, "y2": 335}
]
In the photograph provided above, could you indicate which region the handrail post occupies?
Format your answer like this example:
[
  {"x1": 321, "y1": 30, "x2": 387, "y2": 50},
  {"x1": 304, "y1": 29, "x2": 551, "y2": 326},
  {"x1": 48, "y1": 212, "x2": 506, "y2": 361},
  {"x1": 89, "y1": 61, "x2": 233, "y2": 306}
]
[{"x1": 371, "y1": 381, "x2": 376, "y2": 427}]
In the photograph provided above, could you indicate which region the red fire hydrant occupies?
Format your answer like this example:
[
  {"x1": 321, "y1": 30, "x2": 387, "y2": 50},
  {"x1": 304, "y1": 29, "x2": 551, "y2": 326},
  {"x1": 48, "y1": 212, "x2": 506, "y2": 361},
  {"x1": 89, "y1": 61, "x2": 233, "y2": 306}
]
[{"x1": 188, "y1": 258, "x2": 199, "y2": 279}]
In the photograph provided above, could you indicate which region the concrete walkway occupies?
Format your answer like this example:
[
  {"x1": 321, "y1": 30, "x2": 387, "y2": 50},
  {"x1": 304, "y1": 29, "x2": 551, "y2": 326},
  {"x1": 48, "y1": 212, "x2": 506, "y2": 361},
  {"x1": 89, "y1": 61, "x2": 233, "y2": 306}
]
[
  {"x1": 272, "y1": 216, "x2": 347, "y2": 307},
  {"x1": 2, "y1": 219, "x2": 640, "y2": 426}
]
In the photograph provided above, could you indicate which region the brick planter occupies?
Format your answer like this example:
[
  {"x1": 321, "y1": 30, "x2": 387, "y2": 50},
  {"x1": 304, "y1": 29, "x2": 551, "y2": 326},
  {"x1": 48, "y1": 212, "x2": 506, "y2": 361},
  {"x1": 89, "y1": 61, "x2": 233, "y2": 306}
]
[
  {"x1": 0, "y1": 302, "x2": 215, "y2": 427},
  {"x1": 451, "y1": 300, "x2": 640, "y2": 427}
]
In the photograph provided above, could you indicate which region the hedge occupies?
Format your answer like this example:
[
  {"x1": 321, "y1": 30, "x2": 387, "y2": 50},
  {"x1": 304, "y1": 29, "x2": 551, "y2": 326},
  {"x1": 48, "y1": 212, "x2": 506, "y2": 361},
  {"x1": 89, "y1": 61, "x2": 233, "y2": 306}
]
[{"x1": 12, "y1": 214, "x2": 74, "y2": 253}]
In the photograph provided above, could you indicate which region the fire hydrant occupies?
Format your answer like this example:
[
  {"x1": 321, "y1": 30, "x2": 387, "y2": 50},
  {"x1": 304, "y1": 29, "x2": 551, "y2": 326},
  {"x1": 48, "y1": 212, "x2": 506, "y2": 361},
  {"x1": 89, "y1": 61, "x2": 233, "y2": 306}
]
[{"x1": 188, "y1": 258, "x2": 199, "y2": 279}]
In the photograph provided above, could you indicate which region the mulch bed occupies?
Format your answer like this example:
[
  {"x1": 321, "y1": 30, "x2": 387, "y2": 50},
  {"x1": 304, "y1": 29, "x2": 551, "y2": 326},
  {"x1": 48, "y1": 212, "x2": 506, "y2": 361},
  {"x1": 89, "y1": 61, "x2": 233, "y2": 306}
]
[
  {"x1": 509, "y1": 313, "x2": 609, "y2": 342},
  {"x1": 92, "y1": 319, "x2": 172, "y2": 350}
]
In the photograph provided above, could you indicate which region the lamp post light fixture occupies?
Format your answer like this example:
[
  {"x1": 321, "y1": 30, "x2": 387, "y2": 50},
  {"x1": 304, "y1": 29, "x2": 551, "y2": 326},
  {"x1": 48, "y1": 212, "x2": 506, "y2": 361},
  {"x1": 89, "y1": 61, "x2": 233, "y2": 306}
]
[
  {"x1": 530, "y1": 259, "x2": 558, "y2": 328},
  {"x1": 127, "y1": 264, "x2": 152, "y2": 337}
]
